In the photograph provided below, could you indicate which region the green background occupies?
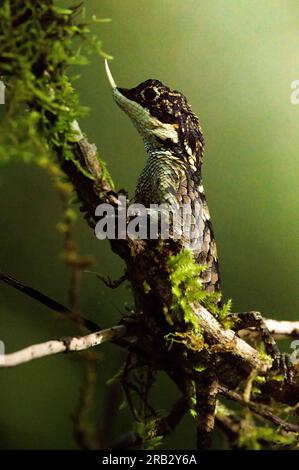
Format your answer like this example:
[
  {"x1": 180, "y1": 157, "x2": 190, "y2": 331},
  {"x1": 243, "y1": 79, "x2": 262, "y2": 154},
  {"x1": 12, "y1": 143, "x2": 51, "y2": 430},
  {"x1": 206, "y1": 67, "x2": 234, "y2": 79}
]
[{"x1": 0, "y1": 0, "x2": 298, "y2": 449}]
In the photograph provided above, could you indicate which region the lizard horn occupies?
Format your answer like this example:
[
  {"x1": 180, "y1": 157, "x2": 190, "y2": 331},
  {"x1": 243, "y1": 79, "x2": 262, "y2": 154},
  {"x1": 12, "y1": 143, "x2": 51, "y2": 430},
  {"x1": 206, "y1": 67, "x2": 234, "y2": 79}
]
[{"x1": 105, "y1": 59, "x2": 117, "y2": 89}]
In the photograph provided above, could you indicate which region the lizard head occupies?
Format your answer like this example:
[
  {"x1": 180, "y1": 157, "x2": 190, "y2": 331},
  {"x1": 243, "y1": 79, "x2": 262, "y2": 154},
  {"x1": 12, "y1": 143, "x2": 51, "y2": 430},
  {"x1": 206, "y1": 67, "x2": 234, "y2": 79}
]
[{"x1": 105, "y1": 60, "x2": 204, "y2": 167}]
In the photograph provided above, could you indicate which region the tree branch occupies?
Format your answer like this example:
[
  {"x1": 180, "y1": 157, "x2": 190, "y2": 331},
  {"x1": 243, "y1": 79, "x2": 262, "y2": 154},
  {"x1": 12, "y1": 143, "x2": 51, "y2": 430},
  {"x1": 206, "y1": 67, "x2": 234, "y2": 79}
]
[
  {"x1": 193, "y1": 304, "x2": 271, "y2": 373},
  {"x1": 0, "y1": 271, "x2": 100, "y2": 333},
  {"x1": 265, "y1": 318, "x2": 299, "y2": 338},
  {"x1": 219, "y1": 385, "x2": 299, "y2": 433},
  {"x1": 0, "y1": 325, "x2": 127, "y2": 367}
]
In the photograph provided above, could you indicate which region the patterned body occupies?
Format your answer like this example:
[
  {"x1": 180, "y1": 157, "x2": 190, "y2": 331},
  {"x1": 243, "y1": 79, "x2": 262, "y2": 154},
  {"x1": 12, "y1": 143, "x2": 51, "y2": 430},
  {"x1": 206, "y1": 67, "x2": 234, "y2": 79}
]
[{"x1": 113, "y1": 79, "x2": 221, "y2": 292}]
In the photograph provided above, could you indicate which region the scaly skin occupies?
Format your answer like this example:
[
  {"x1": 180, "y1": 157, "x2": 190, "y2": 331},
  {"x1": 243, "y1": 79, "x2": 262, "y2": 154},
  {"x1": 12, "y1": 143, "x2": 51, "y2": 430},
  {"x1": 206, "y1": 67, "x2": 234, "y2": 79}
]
[{"x1": 112, "y1": 78, "x2": 221, "y2": 293}]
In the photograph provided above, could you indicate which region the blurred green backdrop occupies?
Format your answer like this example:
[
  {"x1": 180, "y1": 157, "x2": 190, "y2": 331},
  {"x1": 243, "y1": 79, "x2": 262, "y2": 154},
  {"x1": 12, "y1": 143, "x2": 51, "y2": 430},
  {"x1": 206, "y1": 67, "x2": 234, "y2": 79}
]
[{"x1": 0, "y1": 0, "x2": 298, "y2": 449}]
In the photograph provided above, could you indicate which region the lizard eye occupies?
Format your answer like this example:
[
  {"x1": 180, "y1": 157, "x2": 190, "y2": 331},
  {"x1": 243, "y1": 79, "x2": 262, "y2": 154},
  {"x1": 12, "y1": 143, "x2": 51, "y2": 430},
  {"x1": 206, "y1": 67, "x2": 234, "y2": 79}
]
[{"x1": 142, "y1": 87, "x2": 158, "y2": 101}]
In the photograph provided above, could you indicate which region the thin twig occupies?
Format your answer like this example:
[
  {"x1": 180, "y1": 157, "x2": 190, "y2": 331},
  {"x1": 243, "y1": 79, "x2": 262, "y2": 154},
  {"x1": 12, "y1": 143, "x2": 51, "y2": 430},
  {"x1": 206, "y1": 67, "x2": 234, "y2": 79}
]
[
  {"x1": 0, "y1": 271, "x2": 100, "y2": 333},
  {"x1": 0, "y1": 325, "x2": 127, "y2": 367},
  {"x1": 219, "y1": 385, "x2": 299, "y2": 433},
  {"x1": 0, "y1": 272, "x2": 139, "y2": 353},
  {"x1": 97, "y1": 273, "x2": 127, "y2": 289}
]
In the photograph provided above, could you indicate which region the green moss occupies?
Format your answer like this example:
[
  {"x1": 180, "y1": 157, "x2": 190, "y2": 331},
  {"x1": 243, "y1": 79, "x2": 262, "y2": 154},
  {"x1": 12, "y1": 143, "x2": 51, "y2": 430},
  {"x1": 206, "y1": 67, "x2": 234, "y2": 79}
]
[
  {"x1": 167, "y1": 250, "x2": 206, "y2": 334},
  {"x1": 135, "y1": 421, "x2": 163, "y2": 450},
  {"x1": 0, "y1": 0, "x2": 113, "y2": 185},
  {"x1": 167, "y1": 249, "x2": 232, "y2": 332}
]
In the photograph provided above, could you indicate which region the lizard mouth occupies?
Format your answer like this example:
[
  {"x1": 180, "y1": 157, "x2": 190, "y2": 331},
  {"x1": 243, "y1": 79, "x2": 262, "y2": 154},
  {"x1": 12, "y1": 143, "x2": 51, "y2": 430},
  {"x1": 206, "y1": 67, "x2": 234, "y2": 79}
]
[
  {"x1": 104, "y1": 59, "x2": 150, "y2": 127},
  {"x1": 104, "y1": 60, "x2": 135, "y2": 113}
]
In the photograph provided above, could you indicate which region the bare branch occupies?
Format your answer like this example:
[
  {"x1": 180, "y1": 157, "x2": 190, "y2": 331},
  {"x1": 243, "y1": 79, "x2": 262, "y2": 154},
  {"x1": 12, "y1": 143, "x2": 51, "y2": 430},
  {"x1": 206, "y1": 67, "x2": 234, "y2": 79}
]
[
  {"x1": 265, "y1": 318, "x2": 299, "y2": 338},
  {"x1": 233, "y1": 313, "x2": 299, "y2": 339},
  {"x1": 0, "y1": 325, "x2": 127, "y2": 367},
  {"x1": 0, "y1": 271, "x2": 100, "y2": 333},
  {"x1": 219, "y1": 385, "x2": 299, "y2": 433},
  {"x1": 97, "y1": 273, "x2": 127, "y2": 289}
]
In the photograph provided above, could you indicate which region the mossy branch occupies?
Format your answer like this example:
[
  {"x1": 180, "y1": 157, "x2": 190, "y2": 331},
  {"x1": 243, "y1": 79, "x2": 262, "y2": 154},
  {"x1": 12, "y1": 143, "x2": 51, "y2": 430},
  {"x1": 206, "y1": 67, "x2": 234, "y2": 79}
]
[{"x1": 1, "y1": 0, "x2": 298, "y2": 450}]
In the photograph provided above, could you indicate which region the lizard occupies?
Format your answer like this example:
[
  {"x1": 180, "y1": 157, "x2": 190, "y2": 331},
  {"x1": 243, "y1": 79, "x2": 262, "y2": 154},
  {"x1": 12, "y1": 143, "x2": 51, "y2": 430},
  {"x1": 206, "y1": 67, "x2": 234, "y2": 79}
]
[
  {"x1": 104, "y1": 60, "x2": 290, "y2": 372},
  {"x1": 104, "y1": 60, "x2": 292, "y2": 446},
  {"x1": 104, "y1": 60, "x2": 220, "y2": 295}
]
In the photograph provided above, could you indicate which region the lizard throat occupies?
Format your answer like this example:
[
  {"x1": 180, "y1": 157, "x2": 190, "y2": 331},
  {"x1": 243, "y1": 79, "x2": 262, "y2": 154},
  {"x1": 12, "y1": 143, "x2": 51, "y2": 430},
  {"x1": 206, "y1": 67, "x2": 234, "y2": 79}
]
[{"x1": 143, "y1": 139, "x2": 203, "y2": 176}]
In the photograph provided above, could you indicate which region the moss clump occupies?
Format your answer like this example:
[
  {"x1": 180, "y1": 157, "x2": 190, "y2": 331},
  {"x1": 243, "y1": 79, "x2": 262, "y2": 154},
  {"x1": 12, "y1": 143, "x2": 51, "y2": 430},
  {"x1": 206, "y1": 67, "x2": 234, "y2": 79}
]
[
  {"x1": 167, "y1": 249, "x2": 232, "y2": 331},
  {"x1": 0, "y1": 0, "x2": 112, "y2": 185}
]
